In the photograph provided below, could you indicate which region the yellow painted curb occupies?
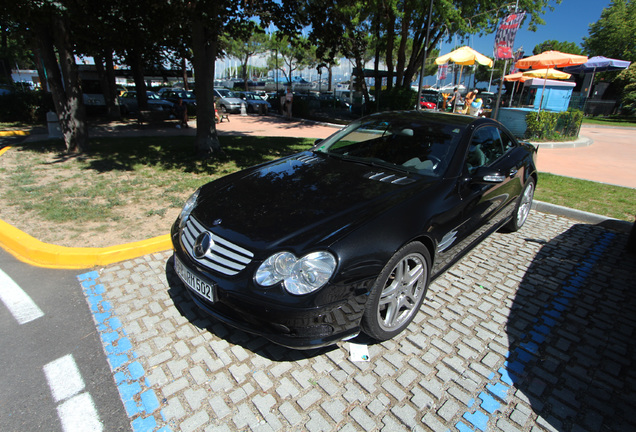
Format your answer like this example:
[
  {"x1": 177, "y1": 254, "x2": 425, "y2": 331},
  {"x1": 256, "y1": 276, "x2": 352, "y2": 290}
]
[
  {"x1": 0, "y1": 146, "x2": 11, "y2": 157},
  {"x1": 0, "y1": 219, "x2": 173, "y2": 269},
  {"x1": 0, "y1": 130, "x2": 29, "y2": 137}
]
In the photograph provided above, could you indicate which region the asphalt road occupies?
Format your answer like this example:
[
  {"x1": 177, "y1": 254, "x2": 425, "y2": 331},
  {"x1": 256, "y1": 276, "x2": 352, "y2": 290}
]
[{"x1": 0, "y1": 248, "x2": 130, "y2": 432}]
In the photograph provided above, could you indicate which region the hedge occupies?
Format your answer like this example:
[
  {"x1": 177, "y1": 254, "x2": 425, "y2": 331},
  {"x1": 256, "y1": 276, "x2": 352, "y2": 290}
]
[{"x1": 524, "y1": 109, "x2": 584, "y2": 141}]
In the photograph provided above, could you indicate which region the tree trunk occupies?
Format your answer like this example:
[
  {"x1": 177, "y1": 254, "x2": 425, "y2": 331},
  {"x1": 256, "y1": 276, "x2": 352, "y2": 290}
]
[
  {"x1": 128, "y1": 48, "x2": 148, "y2": 110},
  {"x1": 192, "y1": 18, "x2": 222, "y2": 158},
  {"x1": 36, "y1": 17, "x2": 88, "y2": 153},
  {"x1": 181, "y1": 57, "x2": 189, "y2": 91},
  {"x1": 395, "y1": 1, "x2": 410, "y2": 87},
  {"x1": 384, "y1": 6, "x2": 395, "y2": 90},
  {"x1": 96, "y1": 50, "x2": 121, "y2": 119}
]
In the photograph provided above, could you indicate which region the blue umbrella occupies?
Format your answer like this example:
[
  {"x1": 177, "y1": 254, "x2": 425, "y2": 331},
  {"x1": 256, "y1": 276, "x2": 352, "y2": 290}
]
[{"x1": 564, "y1": 56, "x2": 631, "y2": 97}]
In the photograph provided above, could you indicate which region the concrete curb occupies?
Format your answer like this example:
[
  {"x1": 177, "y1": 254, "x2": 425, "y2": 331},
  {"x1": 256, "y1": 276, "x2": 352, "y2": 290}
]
[
  {"x1": 0, "y1": 219, "x2": 172, "y2": 269},
  {"x1": 533, "y1": 200, "x2": 633, "y2": 233},
  {"x1": 532, "y1": 135, "x2": 593, "y2": 149},
  {"x1": 0, "y1": 130, "x2": 29, "y2": 137}
]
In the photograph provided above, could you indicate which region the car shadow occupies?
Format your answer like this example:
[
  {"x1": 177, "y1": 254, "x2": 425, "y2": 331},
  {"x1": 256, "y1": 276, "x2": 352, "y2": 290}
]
[
  {"x1": 164, "y1": 255, "x2": 338, "y2": 361},
  {"x1": 504, "y1": 223, "x2": 635, "y2": 431}
]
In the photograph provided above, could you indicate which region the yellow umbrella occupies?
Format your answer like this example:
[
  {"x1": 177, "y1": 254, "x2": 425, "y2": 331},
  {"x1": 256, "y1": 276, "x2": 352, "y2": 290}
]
[
  {"x1": 522, "y1": 68, "x2": 571, "y2": 80},
  {"x1": 435, "y1": 46, "x2": 494, "y2": 111},
  {"x1": 435, "y1": 46, "x2": 495, "y2": 67}
]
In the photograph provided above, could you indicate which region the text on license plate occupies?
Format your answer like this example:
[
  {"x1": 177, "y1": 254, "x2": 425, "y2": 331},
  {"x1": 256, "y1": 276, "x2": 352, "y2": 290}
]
[{"x1": 175, "y1": 257, "x2": 216, "y2": 303}]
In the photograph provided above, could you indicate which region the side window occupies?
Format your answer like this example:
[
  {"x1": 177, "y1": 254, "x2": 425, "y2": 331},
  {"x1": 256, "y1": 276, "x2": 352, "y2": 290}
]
[
  {"x1": 500, "y1": 130, "x2": 516, "y2": 151},
  {"x1": 465, "y1": 126, "x2": 505, "y2": 173}
]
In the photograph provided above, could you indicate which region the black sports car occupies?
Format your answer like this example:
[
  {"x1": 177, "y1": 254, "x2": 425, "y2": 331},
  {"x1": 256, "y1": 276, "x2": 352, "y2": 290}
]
[{"x1": 171, "y1": 111, "x2": 537, "y2": 349}]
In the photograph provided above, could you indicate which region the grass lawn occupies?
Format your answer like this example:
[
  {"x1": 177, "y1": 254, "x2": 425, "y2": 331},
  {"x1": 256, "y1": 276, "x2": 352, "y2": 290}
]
[
  {"x1": 535, "y1": 173, "x2": 633, "y2": 222},
  {"x1": 582, "y1": 116, "x2": 636, "y2": 128}
]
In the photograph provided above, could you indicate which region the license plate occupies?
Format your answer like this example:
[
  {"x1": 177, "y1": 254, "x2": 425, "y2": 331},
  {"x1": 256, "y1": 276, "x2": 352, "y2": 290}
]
[{"x1": 175, "y1": 257, "x2": 216, "y2": 303}]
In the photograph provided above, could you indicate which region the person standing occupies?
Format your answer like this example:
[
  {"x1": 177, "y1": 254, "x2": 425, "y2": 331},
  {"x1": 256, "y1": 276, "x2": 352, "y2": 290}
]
[
  {"x1": 284, "y1": 87, "x2": 293, "y2": 119},
  {"x1": 464, "y1": 89, "x2": 479, "y2": 113},
  {"x1": 448, "y1": 87, "x2": 462, "y2": 113}
]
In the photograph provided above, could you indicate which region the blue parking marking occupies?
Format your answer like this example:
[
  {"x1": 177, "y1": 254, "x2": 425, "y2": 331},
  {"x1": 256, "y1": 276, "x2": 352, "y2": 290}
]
[
  {"x1": 455, "y1": 231, "x2": 616, "y2": 431},
  {"x1": 77, "y1": 271, "x2": 172, "y2": 432}
]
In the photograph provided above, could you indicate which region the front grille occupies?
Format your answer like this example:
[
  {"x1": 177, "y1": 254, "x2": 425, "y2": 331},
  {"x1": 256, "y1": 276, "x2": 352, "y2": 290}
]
[{"x1": 181, "y1": 216, "x2": 254, "y2": 276}]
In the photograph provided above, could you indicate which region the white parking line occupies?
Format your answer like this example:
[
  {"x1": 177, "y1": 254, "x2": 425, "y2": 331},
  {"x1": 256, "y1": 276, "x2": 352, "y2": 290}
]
[
  {"x1": 0, "y1": 268, "x2": 44, "y2": 324},
  {"x1": 43, "y1": 354, "x2": 103, "y2": 432}
]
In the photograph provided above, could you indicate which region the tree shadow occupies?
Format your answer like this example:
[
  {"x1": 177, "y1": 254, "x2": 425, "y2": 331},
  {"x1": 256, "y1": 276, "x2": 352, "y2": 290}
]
[
  {"x1": 164, "y1": 255, "x2": 337, "y2": 362},
  {"x1": 505, "y1": 223, "x2": 635, "y2": 431},
  {"x1": 8, "y1": 134, "x2": 314, "y2": 176}
]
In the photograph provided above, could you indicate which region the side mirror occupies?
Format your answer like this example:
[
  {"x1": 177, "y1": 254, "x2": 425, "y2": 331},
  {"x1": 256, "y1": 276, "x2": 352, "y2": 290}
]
[{"x1": 471, "y1": 167, "x2": 506, "y2": 184}]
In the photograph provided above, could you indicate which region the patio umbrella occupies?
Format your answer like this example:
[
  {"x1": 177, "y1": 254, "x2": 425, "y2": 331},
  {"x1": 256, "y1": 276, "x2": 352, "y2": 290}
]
[
  {"x1": 515, "y1": 50, "x2": 587, "y2": 113},
  {"x1": 523, "y1": 68, "x2": 571, "y2": 80},
  {"x1": 563, "y1": 56, "x2": 631, "y2": 97},
  {"x1": 435, "y1": 46, "x2": 494, "y2": 112}
]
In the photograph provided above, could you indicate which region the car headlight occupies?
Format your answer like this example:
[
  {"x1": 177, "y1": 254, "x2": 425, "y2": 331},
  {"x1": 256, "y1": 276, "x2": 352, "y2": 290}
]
[
  {"x1": 255, "y1": 251, "x2": 337, "y2": 295},
  {"x1": 178, "y1": 188, "x2": 200, "y2": 229}
]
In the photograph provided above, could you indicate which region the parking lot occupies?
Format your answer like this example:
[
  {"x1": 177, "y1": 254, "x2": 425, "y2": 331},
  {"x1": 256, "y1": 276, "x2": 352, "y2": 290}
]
[{"x1": 76, "y1": 210, "x2": 635, "y2": 432}]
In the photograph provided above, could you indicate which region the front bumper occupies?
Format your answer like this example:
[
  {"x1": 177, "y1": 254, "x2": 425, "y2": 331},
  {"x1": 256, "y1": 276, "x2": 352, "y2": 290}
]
[{"x1": 170, "y1": 226, "x2": 370, "y2": 349}]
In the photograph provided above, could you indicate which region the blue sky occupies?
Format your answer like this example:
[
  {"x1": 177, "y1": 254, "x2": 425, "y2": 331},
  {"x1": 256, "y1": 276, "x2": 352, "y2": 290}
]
[{"x1": 440, "y1": 0, "x2": 611, "y2": 60}]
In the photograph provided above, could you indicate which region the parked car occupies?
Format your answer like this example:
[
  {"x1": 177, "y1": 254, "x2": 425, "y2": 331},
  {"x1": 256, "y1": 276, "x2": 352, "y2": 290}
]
[
  {"x1": 214, "y1": 89, "x2": 245, "y2": 114},
  {"x1": 160, "y1": 89, "x2": 197, "y2": 108},
  {"x1": 118, "y1": 91, "x2": 173, "y2": 115},
  {"x1": 237, "y1": 91, "x2": 271, "y2": 114},
  {"x1": 171, "y1": 111, "x2": 537, "y2": 349},
  {"x1": 419, "y1": 89, "x2": 441, "y2": 110}
]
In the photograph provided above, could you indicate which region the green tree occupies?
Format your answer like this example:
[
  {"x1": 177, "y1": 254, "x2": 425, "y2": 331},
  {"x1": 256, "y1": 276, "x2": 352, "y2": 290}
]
[
  {"x1": 4, "y1": 0, "x2": 88, "y2": 153},
  {"x1": 532, "y1": 40, "x2": 584, "y2": 55},
  {"x1": 185, "y1": 1, "x2": 303, "y2": 157},
  {"x1": 614, "y1": 63, "x2": 636, "y2": 115},
  {"x1": 266, "y1": 33, "x2": 312, "y2": 87},
  {"x1": 308, "y1": 0, "x2": 562, "y2": 92},
  {"x1": 225, "y1": 28, "x2": 269, "y2": 91},
  {"x1": 583, "y1": 0, "x2": 636, "y2": 63}
]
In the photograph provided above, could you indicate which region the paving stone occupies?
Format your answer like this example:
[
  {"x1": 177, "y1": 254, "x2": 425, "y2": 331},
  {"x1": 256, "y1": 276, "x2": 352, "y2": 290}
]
[
  {"x1": 278, "y1": 401, "x2": 302, "y2": 427},
  {"x1": 275, "y1": 377, "x2": 300, "y2": 399},
  {"x1": 297, "y1": 388, "x2": 322, "y2": 410},
  {"x1": 180, "y1": 411, "x2": 209, "y2": 432},
  {"x1": 82, "y1": 212, "x2": 633, "y2": 432},
  {"x1": 321, "y1": 399, "x2": 345, "y2": 423}
]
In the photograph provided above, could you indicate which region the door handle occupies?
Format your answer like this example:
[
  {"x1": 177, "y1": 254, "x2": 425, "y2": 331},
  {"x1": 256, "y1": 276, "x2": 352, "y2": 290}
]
[{"x1": 509, "y1": 168, "x2": 518, "y2": 177}]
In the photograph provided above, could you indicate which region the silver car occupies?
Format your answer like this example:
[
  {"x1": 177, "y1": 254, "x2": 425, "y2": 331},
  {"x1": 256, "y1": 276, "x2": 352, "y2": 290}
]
[{"x1": 214, "y1": 89, "x2": 245, "y2": 114}]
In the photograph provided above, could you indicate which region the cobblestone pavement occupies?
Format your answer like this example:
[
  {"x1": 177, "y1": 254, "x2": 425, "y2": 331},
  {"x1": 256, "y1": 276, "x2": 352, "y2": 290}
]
[{"x1": 78, "y1": 211, "x2": 636, "y2": 432}]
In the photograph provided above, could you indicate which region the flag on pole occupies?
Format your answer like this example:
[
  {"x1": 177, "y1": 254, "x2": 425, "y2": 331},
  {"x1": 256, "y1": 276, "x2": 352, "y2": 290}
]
[
  {"x1": 437, "y1": 64, "x2": 448, "y2": 80},
  {"x1": 493, "y1": 11, "x2": 526, "y2": 60}
]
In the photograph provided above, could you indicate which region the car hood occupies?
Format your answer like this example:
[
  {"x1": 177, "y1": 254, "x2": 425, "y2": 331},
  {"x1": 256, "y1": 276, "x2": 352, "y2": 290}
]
[
  {"x1": 192, "y1": 152, "x2": 428, "y2": 253},
  {"x1": 223, "y1": 97, "x2": 244, "y2": 104}
]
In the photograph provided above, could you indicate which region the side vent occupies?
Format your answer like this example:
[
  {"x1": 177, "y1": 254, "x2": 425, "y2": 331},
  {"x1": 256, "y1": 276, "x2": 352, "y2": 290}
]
[
  {"x1": 296, "y1": 154, "x2": 321, "y2": 164},
  {"x1": 365, "y1": 171, "x2": 415, "y2": 185}
]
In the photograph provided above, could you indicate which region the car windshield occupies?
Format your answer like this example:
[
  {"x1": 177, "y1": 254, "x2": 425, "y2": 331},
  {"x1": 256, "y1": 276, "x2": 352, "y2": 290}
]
[
  {"x1": 217, "y1": 89, "x2": 237, "y2": 98},
  {"x1": 421, "y1": 93, "x2": 438, "y2": 103},
  {"x1": 314, "y1": 117, "x2": 465, "y2": 177}
]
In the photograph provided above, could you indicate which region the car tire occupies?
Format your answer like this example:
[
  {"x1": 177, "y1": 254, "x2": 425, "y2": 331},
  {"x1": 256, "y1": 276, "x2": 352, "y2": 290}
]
[
  {"x1": 505, "y1": 177, "x2": 535, "y2": 232},
  {"x1": 220, "y1": 105, "x2": 227, "y2": 113},
  {"x1": 361, "y1": 242, "x2": 431, "y2": 341}
]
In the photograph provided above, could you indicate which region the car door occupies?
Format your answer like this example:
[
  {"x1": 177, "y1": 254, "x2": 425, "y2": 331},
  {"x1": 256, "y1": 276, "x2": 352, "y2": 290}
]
[{"x1": 434, "y1": 125, "x2": 522, "y2": 270}]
